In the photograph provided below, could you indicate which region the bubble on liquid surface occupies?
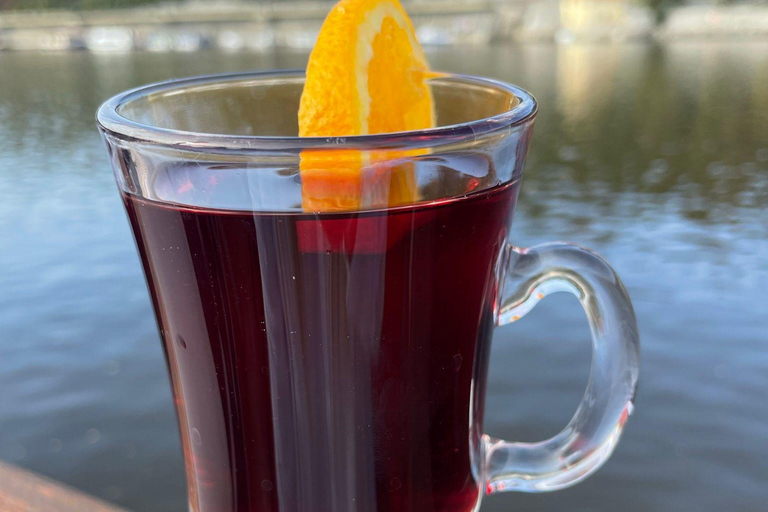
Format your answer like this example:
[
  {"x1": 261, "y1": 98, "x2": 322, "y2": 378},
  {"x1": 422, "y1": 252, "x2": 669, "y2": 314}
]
[
  {"x1": 453, "y1": 353, "x2": 463, "y2": 371},
  {"x1": 191, "y1": 428, "x2": 202, "y2": 445},
  {"x1": 85, "y1": 428, "x2": 101, "y2": 444},
  {"x1": 387, "y1": 477, "x2": 402, "y2": 492}
]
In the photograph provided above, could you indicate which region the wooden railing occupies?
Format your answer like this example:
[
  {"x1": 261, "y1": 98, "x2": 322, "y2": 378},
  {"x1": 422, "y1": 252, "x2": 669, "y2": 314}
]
[{"x1": 0, "y1": 460, "x2": 127, "y2": 512}]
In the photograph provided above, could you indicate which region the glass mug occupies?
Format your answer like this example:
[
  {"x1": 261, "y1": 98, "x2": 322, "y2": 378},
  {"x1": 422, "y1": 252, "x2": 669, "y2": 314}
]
[{"x1": 97, "y1": 71, "x2": 639, "y2": 512}]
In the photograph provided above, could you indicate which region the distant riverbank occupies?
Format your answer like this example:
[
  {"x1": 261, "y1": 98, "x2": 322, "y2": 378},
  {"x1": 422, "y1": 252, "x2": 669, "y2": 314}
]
[{"x1": 1, "y1": 0, "x2": 768, "y2": 52}]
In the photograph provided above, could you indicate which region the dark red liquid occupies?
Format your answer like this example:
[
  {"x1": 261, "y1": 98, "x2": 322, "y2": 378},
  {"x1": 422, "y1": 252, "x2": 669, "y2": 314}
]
[{"x1": 123, "y1": 181, "x2": 518, "y2": 512}]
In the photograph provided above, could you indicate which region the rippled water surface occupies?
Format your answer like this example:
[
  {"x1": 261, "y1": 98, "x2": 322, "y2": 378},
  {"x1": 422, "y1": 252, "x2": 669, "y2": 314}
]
[{"x1": 1, "y1": 44, "x2": 767, "y2": 511}]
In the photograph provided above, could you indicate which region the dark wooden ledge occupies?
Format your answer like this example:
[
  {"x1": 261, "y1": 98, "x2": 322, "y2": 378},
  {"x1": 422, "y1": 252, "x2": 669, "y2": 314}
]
[{"x1": 0, "y1": 460, "x2": 128, "y2": 512}]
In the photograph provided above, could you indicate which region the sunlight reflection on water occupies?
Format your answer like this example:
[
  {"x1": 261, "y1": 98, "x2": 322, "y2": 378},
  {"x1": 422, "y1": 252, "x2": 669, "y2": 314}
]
[{"x1": 0, "y1": 43, "x2": 766, "y2": 512}]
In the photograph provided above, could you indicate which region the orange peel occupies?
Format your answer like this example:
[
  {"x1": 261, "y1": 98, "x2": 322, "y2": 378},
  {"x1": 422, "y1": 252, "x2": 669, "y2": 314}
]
[{"x1": 298, "y1": 0, "x2": 434, "y2": 212}]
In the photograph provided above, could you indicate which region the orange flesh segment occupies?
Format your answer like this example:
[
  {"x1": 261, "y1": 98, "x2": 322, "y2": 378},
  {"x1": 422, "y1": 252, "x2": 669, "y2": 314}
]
[
  {"x1": 298, "y1": 0, "x2": 434, "y2": 212},
  {"x1": 368, "y1": 16, "x2": 433, "y2": 134}
]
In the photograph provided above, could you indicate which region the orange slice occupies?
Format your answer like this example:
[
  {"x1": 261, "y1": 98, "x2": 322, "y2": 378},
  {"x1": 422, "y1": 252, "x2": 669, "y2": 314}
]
[{"x1": 298, "y1": 0, "x2": 435, "y2": 212}]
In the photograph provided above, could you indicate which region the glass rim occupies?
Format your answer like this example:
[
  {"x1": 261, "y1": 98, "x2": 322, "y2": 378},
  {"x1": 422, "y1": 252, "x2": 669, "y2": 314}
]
[{"x1": 96, "y1": 69, "x2": 537, "y2": 153}]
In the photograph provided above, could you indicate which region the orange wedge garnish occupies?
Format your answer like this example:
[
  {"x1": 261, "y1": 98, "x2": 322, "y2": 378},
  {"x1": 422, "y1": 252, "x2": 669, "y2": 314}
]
[{"x1": 298, "y1": 0, "x2": 435, "y2": 212}]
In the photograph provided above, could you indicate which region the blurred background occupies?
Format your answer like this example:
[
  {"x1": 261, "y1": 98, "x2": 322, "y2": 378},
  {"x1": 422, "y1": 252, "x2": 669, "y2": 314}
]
[{"x1": 0, "y1": 0, "x2": 767, "y2": 511}]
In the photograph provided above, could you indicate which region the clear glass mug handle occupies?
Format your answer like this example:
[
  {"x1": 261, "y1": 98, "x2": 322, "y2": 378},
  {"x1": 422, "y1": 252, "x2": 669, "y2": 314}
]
[{"x1": 486, "y1": 242, "x2": 640, "y2": 493}]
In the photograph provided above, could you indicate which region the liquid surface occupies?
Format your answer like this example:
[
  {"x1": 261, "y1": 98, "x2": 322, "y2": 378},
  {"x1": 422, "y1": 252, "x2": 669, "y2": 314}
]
[
  {"x1": 123, "y1": 182, "x2": 517, "y2": 512},
  {"x1": 0, "y1": 44, "x2": 767, "y2": 512}
]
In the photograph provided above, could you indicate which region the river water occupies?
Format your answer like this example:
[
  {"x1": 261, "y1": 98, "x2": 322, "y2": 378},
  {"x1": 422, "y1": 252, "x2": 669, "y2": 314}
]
[{"x1": 0, "y1": 43, "x2": 767, "y2": 512}]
